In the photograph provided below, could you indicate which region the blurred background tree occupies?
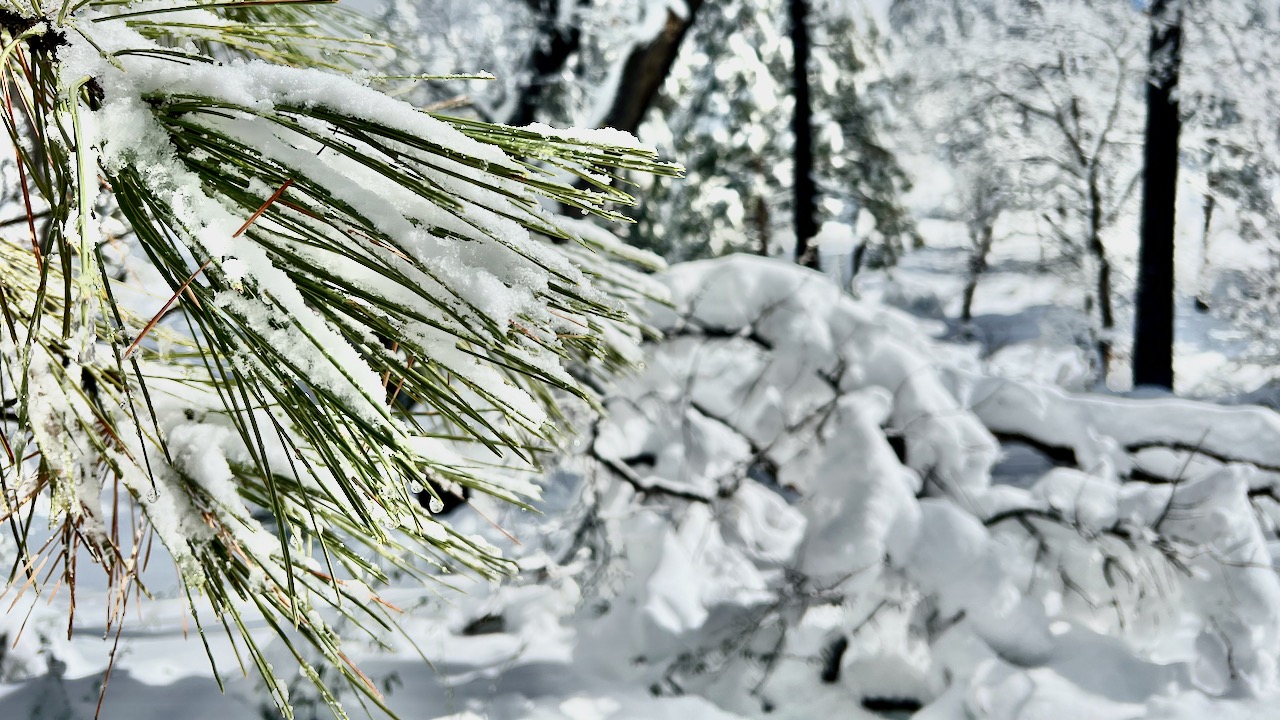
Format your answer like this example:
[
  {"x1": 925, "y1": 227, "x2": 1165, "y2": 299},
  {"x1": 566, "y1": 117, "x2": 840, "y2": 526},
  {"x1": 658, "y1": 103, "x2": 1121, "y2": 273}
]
[{"x1": 383, "y1": 0, "x2": 917, "y2": 267}]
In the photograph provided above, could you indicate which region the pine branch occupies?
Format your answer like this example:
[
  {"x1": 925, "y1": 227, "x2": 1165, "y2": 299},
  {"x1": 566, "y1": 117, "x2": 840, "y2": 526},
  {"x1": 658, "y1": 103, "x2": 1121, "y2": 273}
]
[{"x1": 0, "y1": 3, "x2": 681, "y2": 717}]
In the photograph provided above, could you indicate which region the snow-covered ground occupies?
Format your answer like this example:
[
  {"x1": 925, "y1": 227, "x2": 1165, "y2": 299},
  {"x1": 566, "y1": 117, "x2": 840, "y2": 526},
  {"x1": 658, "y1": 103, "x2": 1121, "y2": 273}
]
[
  {"x1": 854, "y1": 156, "x2": 1279, "y2": 400},
  {"x1": 7, "y1": 255, "x2": 1280, "y2": 720}
]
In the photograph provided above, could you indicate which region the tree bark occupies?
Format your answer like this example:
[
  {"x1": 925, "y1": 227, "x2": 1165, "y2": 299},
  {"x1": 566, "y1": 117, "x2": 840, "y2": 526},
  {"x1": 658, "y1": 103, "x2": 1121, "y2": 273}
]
[
  {"x1": 1095, "y1": 243, "x2": 1115, "y2": 380},
  {"x1": 1132, "y1": 0, "x2": 1183, "y2": 389},
  {"x1": 790, "y1": 0, "x2": 820, "y2": 270},
  {"x1": 595, "y1": 0, "x2": 705, "y2": 135},
  {"x1": 751, "y1": 154, "x2": 772, "y2": 255},
  {"x1": 1089, "y1": 172, "x2": 1115, "y2": 382},
  {"x1": 754, "y1": 196, "x2": 771, "y2": 256}
]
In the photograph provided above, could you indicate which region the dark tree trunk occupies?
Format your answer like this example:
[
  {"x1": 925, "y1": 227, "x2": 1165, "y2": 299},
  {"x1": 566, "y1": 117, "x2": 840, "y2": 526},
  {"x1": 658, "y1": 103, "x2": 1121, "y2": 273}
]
[
  {"x1": 752, "y1": 155, "x2": 771, "y2": 255},
  {"x1": 754, "y1": 196, "x2": 771, "y2": 256},
  {"x1": 506, "y1": 0, "x2": 589, "y2": 127},
  {"x1": 789, "y1": 0, "x2": 820, "y2": 270},
  {"x1": 1095, "y1": 244, "x2": 1115, "y2": 380},
  {"x1": 961, "y1": 222, "x2": 995, "y2": 325},
  {"x1": 1132, "y1": 0, "x2": 1183, "y2": 390},
  {"x1": 596, "y1": 0, "x2": 705, "y2": 135},
  {"x1": 1089, "y1": 173, "x2": 1114, "y2": 382}
]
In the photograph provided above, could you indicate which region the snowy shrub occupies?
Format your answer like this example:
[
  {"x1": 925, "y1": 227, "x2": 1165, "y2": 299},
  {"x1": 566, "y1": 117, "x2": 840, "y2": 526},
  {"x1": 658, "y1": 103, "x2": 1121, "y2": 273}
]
[
  {"x1": 570, "y1": 255, "x2": 1280, "y2": 716},
  {"x1": 0, "y1": 4, "x2": 677, "y2": 717}
]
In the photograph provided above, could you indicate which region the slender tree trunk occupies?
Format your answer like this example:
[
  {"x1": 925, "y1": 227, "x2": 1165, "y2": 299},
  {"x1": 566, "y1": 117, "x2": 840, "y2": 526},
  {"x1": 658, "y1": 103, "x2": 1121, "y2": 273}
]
[
  {"x1": 1095, "y1": 244, "x2": 1115, "y2": 380},
  {"x1": 789, "y1": 0, "x2": 820, "y2": 270},
  {"x1": 961, "y1": 222, "x2": 995, "y2": 326},
  {"x1": 754, "y1": 196, "x2": 771, "y2": 256},
  {"x1": 851, "y1": 243, "x2": 867, "y2": 278},
  {"x1": 1088, "y1": 175, "x2": 1114, "y2": 383},
  {"x1": 596, "y1": 0, "x2": 705, "y2": 135},
  {"x1": 752, "y1": 154, "x2": 772, "y2": 255},
  {"x1": 1133, "y1": 0, "x2": 1183, "y2": 389}
]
